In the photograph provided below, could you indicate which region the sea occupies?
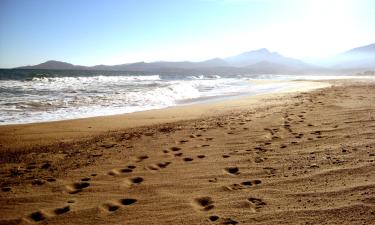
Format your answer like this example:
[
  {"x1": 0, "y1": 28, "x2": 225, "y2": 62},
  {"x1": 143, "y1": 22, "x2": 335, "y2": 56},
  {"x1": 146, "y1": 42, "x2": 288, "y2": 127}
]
[{"x1": 0, "y1": 69, "x2": 368, "y2": 125}]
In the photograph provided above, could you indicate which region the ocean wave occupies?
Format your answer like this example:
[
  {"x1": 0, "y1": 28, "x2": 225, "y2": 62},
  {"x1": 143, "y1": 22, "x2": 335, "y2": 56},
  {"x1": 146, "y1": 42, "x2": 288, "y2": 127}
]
[
  {"x1": 188, "y1": 75, "x2": 221, "y2": 80},
  {"x1": 31, "y1": 74, "x2": 161, "y2": 82},
  {"x1": 4, "y1": 73, "x2": 339, "y2": 125},
  {"x1": 0, "y1": 74, "x2": 254, "y2": 124}
]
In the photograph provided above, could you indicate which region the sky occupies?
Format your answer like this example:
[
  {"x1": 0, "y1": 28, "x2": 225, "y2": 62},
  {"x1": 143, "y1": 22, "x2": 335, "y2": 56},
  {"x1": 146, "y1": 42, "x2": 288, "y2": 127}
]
[{"x1": 0, "y1": 0, "x2": 374, "y2": 68}]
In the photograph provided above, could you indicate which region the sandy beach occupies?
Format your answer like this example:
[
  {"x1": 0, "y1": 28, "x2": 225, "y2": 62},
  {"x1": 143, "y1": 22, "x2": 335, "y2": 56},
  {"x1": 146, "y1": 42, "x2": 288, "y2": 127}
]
[{"x1": 0, "y1": 79, "x2": 374, "y2": 225}]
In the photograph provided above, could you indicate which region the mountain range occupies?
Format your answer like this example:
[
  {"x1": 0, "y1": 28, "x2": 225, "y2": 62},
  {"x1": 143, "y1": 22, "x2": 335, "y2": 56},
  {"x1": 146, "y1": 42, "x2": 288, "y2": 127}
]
[
  {"x1": 16, "y1": 43, "x2": 375, "y2": 75},
  {"x1": 329, "y1": 43, "x2": 375, "y2": 70}
]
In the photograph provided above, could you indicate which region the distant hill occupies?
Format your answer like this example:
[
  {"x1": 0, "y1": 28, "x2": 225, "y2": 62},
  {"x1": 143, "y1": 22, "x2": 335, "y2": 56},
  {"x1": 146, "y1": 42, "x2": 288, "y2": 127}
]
[
  {"x1": 18, "y1": 60, "x2": 89, "y2": 70},
  {"x1": 225, "y1": 48, "x2": 318, "y2": 73},
  {"x1": 225, "y1": 48, "x2": 309, "y2": 68},
  {"x1": 14, "y1": 48, "x2": 325, "y2": 74},
  {"x1": 330, "y1": 43, "x2": 375, "y2": 70}
]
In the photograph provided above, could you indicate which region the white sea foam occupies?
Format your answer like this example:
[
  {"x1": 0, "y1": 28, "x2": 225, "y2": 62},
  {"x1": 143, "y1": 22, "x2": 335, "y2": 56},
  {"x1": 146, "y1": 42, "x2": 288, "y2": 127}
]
[{"x1": 0, "y1": 74, "x2": 250, "y2": 124}]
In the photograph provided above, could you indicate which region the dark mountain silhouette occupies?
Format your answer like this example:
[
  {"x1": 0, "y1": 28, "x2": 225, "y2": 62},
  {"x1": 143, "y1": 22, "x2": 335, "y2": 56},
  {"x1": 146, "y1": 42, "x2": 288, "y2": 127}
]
[
  {"x1": 16, "y1": 50, "x2": 317, "y2": 74},
  {"x1": 18, "y1": 60, "x2": 89, "y2": 70},
  {"x1": 23, "y1": 44, "x2": 375, "y2": 74}
]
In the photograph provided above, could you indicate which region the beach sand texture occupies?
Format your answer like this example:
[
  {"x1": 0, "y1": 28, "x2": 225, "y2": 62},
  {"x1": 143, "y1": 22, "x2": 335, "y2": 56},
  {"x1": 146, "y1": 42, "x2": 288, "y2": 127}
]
[{"x1": 0, "y1": 80, "x2": 374, "y2": 225}]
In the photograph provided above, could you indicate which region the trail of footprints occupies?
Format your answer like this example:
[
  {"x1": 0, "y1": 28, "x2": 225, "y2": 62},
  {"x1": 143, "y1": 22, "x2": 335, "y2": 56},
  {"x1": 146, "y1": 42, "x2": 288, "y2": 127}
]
[
  {"x1": 226, "y1": 179, "x2": 262, "y2": 191},
  {"x1": 101, "y1": 198, "x2": 137, "y2": 213},
  {"x1": 27, "y1": 156, "x2": 147, "y2": 221},
  {"x1": 28, "y1": 198, "x2": 138, "y2": 222},
  {"x1": 57, "y1": 95, "x2": 357, "y2": 222},
  {"x1": 12, "y1": 102, "x2": 354, "y2": 224},
  {"x1": 25, "y1": 129, "x2": 266, "y2": 224},
  {"x1": 193, "y1": 197, "x2": 239, "y2": 224},
  {"x1": 28, "y1": 206, "x2": 70, "y2": 222}
]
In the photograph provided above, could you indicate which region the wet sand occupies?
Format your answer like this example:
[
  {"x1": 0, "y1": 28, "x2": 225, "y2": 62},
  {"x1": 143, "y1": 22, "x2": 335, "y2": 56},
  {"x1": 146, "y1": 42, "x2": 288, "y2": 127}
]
[{"x1": 0, "y1": 79, "x2": 374, "y2": 225}]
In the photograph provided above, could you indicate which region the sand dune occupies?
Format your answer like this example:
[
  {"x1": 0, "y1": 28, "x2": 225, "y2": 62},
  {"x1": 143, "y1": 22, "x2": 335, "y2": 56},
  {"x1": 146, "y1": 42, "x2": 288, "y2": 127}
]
[{"x1": 0, "y1": 80, "x2": 374, "y2": 225}]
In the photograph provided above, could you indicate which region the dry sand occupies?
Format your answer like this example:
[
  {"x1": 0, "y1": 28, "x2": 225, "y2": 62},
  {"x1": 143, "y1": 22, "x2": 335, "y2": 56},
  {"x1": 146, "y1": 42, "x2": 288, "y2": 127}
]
[{"x1": 0, "y1": 79, "x2": 374, "y2": 225}]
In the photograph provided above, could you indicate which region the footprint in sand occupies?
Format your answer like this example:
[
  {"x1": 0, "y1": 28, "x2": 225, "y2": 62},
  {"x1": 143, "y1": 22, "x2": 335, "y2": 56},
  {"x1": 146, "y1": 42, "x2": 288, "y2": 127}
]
[
  {"x1": 121, "y1": 167, "x2": 134, "y2": 173},
  {"x1": 136, "y1": 155, "x2": 149, "y2": 162},
  {"x1": 128, "y1": 177, "x2": 144, "y2": 185},
  {"x1": 197, "y1": 155, "x2": 206, "y2": 159},
  {"x1": 29, "y1": 211, "x2": 47, "y2": 222},
  {"x1": 254, "y1": 146, "x2": 266, "y2": 152},
  {"x1": 72, "y1": 181, "x2": 90, "y2": 189},
  {"x1": 295, "y1": 133, "x2": 304, "y2": 139},
  {"x1": 1, "y1": 187, "x2": 11, "y2": 192},
  {"x1": 183, "y1": 157, "x2": 194, "y2": 162},
  {"x1": 147, "y1": 162, "x2": 171, "y2": 172},
  {"x1": 193, "y1": 197, "x2": 215, "y2": 211},
  {"x1": 221, "y1": 218, "x2": 239, "y2": 225},
  {"x1": 102, "y1": 202, "x2": 120, "y2": 212},
  {"x1": 157, "y1": 162, "x2": 171, "y2": 168},
  {"x1": 147, "y1": 164, "x2": 159, "y2": 171},
  {"x1": 120, "y1": 165, "x2": 137, "y2": 173},
  {"x1": 54, "y1": 206, "x2": 70, "y2": 215},
  {"x1": 241, "y1": 181, "x2": 253, "y2": 186},
  {"x1": 66, "y1": 181, "x2": 90, "y2": 194},
  {"x1": 209, "y1": 215, "x2": 219, "y2": 222},
  {"x1": 224, "y1": 167, "x2": 239, "y2": 175},
  {"x1": 208, "y1": 215, "x2": 238, "y2": 224},
  {"x1": 101, "y1": 198, "x2": 137, "y2": 213},
  {"x1": 170, "y1": 147, "x2": 181, "y2": 151},
  {"x1": 225, "y1": 183, "x2": 242, "y2": 190},
  {"x1": 108, "y1": 169, "x2": 123, "y2": 176},
  {"x1": 41, "y1": 162, "x2": 52, "y2": 170},
  {"x1": 28, "y1": 205, "x2": 70, "y2": 222},
  {"x1": 120, "y1": 198, "x2": 137, "y2": 205},
  {"x1": 32, "y1": 179, "x2": 45, "y2": 186},
  {"x1": 226, "y1": 180, "x2": 262, "y2": 190},
  {"x1": 311, "y1": 130, "x2": 321, "y2": 135},
  {"x1": 247, "y1": 197, "x2": 266, "y2": 209}
]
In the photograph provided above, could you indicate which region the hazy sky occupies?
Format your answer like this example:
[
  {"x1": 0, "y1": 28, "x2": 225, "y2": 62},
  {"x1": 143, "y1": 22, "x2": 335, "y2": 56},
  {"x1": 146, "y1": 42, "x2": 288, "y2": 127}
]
[{"x1": 0, "y1": 0, "x2": 374, "y2": 68}]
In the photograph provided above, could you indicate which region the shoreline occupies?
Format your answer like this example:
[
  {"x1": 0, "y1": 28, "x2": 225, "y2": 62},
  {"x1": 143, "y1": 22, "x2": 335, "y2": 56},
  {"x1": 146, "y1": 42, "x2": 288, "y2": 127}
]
[
  {"x1": 0, "y1": 79, "x2": 330, "y2": 126},
  {"x1": 0, "y1": 80, "x2": 329, "y2": 150}
]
